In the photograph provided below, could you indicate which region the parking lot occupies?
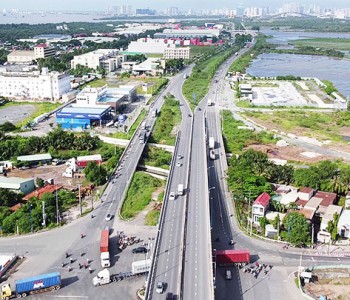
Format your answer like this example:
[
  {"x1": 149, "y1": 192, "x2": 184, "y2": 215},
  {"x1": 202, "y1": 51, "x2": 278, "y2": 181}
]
[{"x1": 0, "y1": 104, "x2": 36, "y2": 125}]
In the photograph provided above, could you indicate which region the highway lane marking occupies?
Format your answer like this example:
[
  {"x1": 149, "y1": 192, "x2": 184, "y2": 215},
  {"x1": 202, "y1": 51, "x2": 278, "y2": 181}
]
[{"x1": 51, "y1": 297, "x2": 88, "y2": 299}]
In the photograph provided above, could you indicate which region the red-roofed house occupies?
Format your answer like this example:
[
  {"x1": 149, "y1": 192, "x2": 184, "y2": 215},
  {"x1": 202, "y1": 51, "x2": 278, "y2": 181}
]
[
  {"x1": 252, "y1": 192, "x2": 271, "y2": 225},
  {"x1": 314, "y1": 191, "x2": 337, "y2": 208},
  {"x1": 23, "y1": 184, "x2": 63, "y2": 201},
  {"x1": 10, "y1": 203, "x2": 23, "y2": 212}
]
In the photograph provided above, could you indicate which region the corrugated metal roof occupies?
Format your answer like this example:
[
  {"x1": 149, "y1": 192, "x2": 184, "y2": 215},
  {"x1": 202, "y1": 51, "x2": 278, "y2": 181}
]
[
  {"x1": 77, "y1": 154, "x2": 102, "y2": 161},
  {"x1": 0, "y1": 177, "x2": 34, "y2": 189},
  {"x1": 253, "y1": 192, "x2": 271, "y2": 207},
  {"x1": 17, "y1": 153, "x2": 52, "y2": 162},
  {"x1": 60, "y1": 105, "x2": 109, "y2": 115}
]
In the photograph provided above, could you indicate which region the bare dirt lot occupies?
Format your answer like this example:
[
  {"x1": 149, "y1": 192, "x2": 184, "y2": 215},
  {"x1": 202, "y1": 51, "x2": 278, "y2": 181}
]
[
  {"x1": 247, "y1": 144, "x2": 338, "y2": 164},
  {"x1": 305, "y1": 278, "x2": 350, "y2": 300},
  {"x1": 7, "y1": 164, "x2": 81, "y2": 188}
]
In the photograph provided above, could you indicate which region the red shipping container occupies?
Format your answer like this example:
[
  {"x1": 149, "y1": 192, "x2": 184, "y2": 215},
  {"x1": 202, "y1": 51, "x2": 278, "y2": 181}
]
[
  {"x1": 214, "y1": 249, "x2": 250, "y2": 266},
  {"x1": 100, "y1": 230, "x2": 109, "y2": 253}
]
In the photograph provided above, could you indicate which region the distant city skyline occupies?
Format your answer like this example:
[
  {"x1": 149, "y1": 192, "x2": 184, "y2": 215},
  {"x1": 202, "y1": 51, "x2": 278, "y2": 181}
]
[{"x1": 1, "y1": 0, "x2": 350, "y2": 11}]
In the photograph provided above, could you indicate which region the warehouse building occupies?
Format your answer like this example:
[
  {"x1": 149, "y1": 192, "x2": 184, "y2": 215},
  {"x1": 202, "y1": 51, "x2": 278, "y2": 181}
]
[
  {"x1": 155, "y1": 28, "x2": 221, "y2": 39},
  {"x1": 17, "y1": 153, "x2": 52, "y2": 166},
  {"x1": 56, "y1": 105, "x2": 113, "y2": 130},
  {"x1": 0, "y1": 177, "x2": 35, "y2": 195}
]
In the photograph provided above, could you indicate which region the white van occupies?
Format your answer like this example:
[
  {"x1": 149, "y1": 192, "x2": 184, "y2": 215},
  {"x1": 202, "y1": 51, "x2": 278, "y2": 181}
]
[{"x1": 225, "y1": 270, "x2": 232, "y2": 280}]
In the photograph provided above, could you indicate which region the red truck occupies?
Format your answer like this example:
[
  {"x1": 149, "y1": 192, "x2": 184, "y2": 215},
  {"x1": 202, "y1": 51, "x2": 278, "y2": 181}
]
[
  {"x1": 214, "y1": 249, "x2": 250, "y2": 266},
  {"x1": 100, "y1": 230, "x2": 110, "y2": 267}
]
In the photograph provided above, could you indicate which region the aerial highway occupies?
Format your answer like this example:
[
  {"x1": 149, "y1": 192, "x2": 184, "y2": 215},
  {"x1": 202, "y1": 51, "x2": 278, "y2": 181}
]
[
  {"x1": 0, "y1": 69, "x2": 191, "y2": 299},
  {"x1": 147, "y1": 68, "x2": 194, "y2": 299}
]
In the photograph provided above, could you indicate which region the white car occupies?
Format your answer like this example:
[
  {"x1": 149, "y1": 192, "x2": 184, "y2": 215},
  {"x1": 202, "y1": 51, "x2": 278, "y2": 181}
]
[
  {"x1": 105, "y1": 214, "x2": 113, "y2": 221},
  {"x1": 156, "y1": 281, "x2": 164, "y2": 294},
  {"x1": 169, "y1": 192, "x2": 176, "y2": 201},
  {"x1": 177, "y1": 154, "x2": 183, "y2": 159},
  {"x1": 176, "y1": 162, "x2": 182, "y2": 167}
]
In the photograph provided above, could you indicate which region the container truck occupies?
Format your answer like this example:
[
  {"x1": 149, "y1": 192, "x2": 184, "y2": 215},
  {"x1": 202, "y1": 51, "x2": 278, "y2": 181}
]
[
  {"x1": 1, "y1": 272, "x2": 61, "y2": 299},
  {"x1": 131, "y1": 259, "x2": 151, "y2": 275},
  {"x1": 214, "y1": 249, "x2": 250, "y2": 266},
  {"x1": 92, "y1": 260, "x2": 151, "y2": 286},
  {"x1": 100, "y1": 230, "x2": 110, "y2": 268},
  {"x1": 209, "y1": 137, "x2": 215, "y2": 149},
  {"x1": 177, "y1": 184, "x2": 184, "y2": 196}
]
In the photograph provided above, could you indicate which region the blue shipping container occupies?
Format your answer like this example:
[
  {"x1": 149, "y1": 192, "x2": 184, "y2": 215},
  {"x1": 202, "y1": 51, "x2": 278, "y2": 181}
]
[{"x1": 15, "y1": 272, "x2": 61, "y2": 294}]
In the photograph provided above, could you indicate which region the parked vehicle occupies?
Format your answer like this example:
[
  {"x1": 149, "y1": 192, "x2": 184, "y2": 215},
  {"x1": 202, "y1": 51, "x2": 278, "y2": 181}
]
[
  {"x1": 209, "y1": 137, "x2": 215, "y2": 149},
  {"x1": 214, "y1": 249, "x2": 250, "y2": 266},
  {"x1": 131, "y1": 259, "x2": 151, "y2": 275},
  {"x1": 1, "y1": 272, "x2": 61, "y2": 299},
  {"x1": 100, "y1": 230, "x2": 110, "y2": 268},
  {"x1": 105, "y1": 214, "x2": 113, "y2": 221},
  {"x1": 183, "y1": 74, "x2": 188, "y2": 79},
  {"x1": 207, "y1": 99, "x2": 212, "y2": 106},
  {"x1": 92, "y1": 260, "x2": 151, "y2": 286},
  {"x1": 177, "y1": 184, "x2": 184, "y2": 196},
  {"x1": 225, "y1": 269, "x2": 232, "y2": 280},
  {"x1": 132, "y1": 247, "x2": 147, "y2": 254}
]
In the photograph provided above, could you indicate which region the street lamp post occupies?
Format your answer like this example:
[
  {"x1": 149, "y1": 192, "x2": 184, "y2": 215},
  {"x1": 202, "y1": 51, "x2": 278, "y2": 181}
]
[
  {"x1": 29, "y1": 203, "x2": 33, "y2": 233},
  {"x1": 56, "y1": 188, "x2": 59, "y2": 225}
]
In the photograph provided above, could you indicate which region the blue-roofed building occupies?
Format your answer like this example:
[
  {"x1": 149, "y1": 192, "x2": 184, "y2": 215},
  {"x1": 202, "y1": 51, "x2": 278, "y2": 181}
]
[{"x1": 56, "y1": 105, "x2": 113, "y2": 130}]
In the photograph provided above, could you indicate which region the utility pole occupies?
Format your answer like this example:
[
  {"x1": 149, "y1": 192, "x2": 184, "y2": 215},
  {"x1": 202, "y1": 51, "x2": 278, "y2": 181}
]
[
  {"x1": 55, "y1": 188, "x2": 59, "y2": 225},
  {"x1": 30, "y1": 203, "x2": 33, "y2": 233},
  {"x1": 246, "y1": 190, "x2": 251, "y2": 234},
  {"x1": 42, "y1": 201, "x2": 46, "y2": 227},
  {"x1": 78, "y1": 183, "x2": 82, "y2": 216}
]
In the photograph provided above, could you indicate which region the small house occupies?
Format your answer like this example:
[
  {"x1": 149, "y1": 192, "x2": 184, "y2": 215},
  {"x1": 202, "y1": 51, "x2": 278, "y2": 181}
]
[
  {"x1": 338, "y1": 210, "x2": 350, "y2": 239},
  {"x1": 252, "y1": 192, "x2": 271, "y2": 225},
  {"x1": 298, "y1": 187, "x2": 314, "y2": 201},
  {"x1": 345, "y1": 192, "x2": 350, "y2": 209}
]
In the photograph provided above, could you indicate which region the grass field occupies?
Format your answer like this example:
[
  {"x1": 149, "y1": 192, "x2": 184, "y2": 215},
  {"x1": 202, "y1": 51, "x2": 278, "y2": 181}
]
[
  {"x1": 292, "y1": 38, "x2": 350, "y2": 51},
  {"x1": 243, "y1": 110, "x2": 350, "y2": 143}
]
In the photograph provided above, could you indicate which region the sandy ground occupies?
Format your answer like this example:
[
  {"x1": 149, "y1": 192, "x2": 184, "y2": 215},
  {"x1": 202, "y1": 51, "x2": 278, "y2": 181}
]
[{"x1": 305, "y1": 278, "x2": 350, "y2": 300}]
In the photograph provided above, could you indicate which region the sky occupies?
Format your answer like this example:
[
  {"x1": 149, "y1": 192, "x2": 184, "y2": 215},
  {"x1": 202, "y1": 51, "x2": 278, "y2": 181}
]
[{"x1": 1, "y1": 0, "x2": 349, "y2": 11}]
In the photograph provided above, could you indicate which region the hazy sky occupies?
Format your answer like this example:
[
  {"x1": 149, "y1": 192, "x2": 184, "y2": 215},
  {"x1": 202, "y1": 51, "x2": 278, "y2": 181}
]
[{"x1": 1, "y1": 0, "x2": 349, "y2": 11}]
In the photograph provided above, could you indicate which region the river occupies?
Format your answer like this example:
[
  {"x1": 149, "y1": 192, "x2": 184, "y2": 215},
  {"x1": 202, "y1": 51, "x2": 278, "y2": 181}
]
[{"x1": 247, "y1": 29, "x2": 350, "y2": 97}]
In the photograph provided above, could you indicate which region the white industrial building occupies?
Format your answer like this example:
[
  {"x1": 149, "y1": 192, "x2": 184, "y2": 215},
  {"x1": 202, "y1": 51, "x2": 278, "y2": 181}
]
[
  {"x1": 7, "y1": 44, "x2": 55, "y2": 64},
  {"x1": 0, "y1": 67, "x2": 70, "y2": 100},
  {"x1": 164, "y1": 45, "x2": 190, "y2": 59},
  {"x1": 70, "y1": 49, "x2": 125, "y2": 72},
  {"x1": 127, "y1": 37, "x2": 174, "y2": 54},
  {"x1": 0, "y1": 177, "x2": 35, "y2": 195},
  {"x1": 76, "y1": 84, "x2": 137, "y2": 107},
  {"x1": 155, "y1": 28, "x2": 221, "y2": 38}
]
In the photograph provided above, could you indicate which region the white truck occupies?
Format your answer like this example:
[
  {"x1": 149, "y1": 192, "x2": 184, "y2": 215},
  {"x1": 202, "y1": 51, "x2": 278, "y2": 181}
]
[
  {"x1": 151, "y1": 109, "x2": 158, "y2": 118},
  {"x1": 177, "y1": 184, "x2": 184, "y2": 196},
  {"x1": 209, "y1": 137, "x2": 215, "y2": 149},
  {"x1": 92, "y1": 260, "x2": 151, "y2": 286},
  {"x1": 207, "y1": 99, "x2": 212, "y2": 106}
]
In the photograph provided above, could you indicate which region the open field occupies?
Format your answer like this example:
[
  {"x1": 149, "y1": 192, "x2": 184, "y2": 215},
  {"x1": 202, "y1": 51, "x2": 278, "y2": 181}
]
[
  {"x1": 292, "y1": 38, "x2": 350, "y2": 51},
  {"x1": 0, "y1": 102, "x2": 61, "y2": 126},
  {"x1": 242, "y1": 110, "x2": 350, "y2": 152}
]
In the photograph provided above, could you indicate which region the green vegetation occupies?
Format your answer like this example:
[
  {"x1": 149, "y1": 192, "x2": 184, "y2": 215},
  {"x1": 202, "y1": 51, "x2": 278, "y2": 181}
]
[
  {"x1": 145, "y1": 210, "x2": 160, "y2": 226},
  {"x1": 111, "y1": 109, "x2": 147, "y2": 139},
  {"x1": 0, "y1": 188, "x2": 78, "y2": 234},
  {"x1": 272, "y1": 46, "x2": 344, "y2": 58},
  {"x1": 84, "y1": 162, "x2": 108, "y2": 186},
  {"x1": 120, "y1": 172, "x2": 163, "y2": 219},
  {"x1": 80, "y1": 78, "x2": 107, "y2": 89},
  {"x1": 149, "y1": 95, "x2": 182, "y2": 145},
  {"x1": 292, "y1": 38, "x2": 350, "y2": 51},
  {"x1": 245, "y1": 17, "x2": 350, "y2": 33},
  {"x1": 322, "y1": 80, "x2": 338, "y2": 95},
  {"x1": 0, "y1": 49, "x2": 9, "y2": 64},
  {"x1": 280, "y1": 212, "x2": 310, "y2": 246},
  {"x1": 141, "y1": 146, "x2": 172, "y2": 170},
  {"x1": 228, "y1": 34, "x2": 272, "y2": 74},
  {"x1": 221, "y1": 110, "x2": 276, "y2": 153},
  {"x1": 183, "y1": 45, "x2": 238, "y2": 108},
  {"x1": 242, "y1": 110, "x2": 350, "y2": 143},
  {"x1": 190, "y1": 46, "x2": 216, "y2": 58}
]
